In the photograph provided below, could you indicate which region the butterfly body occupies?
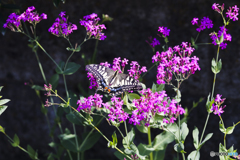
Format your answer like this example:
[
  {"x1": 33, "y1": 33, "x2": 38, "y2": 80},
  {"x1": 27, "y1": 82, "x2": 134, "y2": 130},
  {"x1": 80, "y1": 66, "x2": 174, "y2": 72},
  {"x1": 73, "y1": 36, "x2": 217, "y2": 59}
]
[{"x1": 86, "y1": 64, "x2": 143, "y2": 96}]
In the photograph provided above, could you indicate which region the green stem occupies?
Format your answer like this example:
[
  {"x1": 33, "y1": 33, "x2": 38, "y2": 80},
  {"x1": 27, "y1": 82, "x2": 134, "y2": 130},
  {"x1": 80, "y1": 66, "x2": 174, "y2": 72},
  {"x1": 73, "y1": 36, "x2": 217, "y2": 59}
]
[
  {"x1": 34, "y1": 40, "x2": 62, "y2": 72},
  {"x1": 92, "y1": 40, "x2": 99, "y2": 63},
  {"x1": 4, "y1": 134, "x2": 40, "y2": 160},
  {"x1": 67, "y1": 150, "x2": 73, "y2": 160},
  {"x1": 62, "y1": 74, "x2": 79, "y2": 160},
  {"x1": 148, "y1": 127, "x2": 153, "y2": 160}
]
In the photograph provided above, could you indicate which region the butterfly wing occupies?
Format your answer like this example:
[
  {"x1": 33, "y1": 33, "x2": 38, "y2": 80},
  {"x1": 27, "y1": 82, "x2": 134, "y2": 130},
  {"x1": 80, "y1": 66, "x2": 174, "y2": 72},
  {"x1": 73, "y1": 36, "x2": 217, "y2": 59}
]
[{"x1": 86, "y1": 64, "x2": 143, "y2": 96}]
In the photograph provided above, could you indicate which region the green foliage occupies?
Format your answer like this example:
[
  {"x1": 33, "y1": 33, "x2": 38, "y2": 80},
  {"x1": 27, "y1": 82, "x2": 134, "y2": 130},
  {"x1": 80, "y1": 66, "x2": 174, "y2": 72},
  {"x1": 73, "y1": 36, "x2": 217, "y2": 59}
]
[
  {"x1": 27, "y1": 145, "x2": 38, "y2": 160},
  {"x1": 108, "y1": 131, "x2": 118, "y2": 148},
  {"x1": 55, "y1": 61, "x2": 81, "y2": 75},
  {"x1": 49, "y1": 74, "x2": 59, "y2": 90},
  {"x1": 152, "y1": 131, "x2": 175, "y2": 151},
  {"x1": 11, "y1": 134, "x2": 20, "y2": 147}
]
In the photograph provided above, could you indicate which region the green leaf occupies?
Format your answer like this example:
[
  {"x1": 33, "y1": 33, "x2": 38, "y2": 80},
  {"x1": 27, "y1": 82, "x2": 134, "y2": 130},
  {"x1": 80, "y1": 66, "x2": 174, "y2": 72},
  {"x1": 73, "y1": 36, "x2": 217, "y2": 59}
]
[
  {"x1": 211, "y1": 58, "x2": 217, "y2": 67},
  {"x1": 138, "y1": 143, "x2": 154, "y2": 157},
  {"x1": 0, "y1": 99, "x2": 10, "y2": 106},
  {"x1": 130, "y1": 144, "x2": 146, "y2": 159},
  {"x1": 69, "y1": 91, "x2": 78, "y2": 108},
  {"x1": 136, "y1": 123, "x2": 148, "y2": 133},
  {"x1": 0, "y1": 105, "x2": 8, "y2": 115},
  {"x1": 219, "y1": 143, "x2": 228, "y2": 160},
  {"x1": 27, "y1": 145, "x2": 38, "y2": 159},
  {"x1": 55, "y1": 61, "x2": 65, "y2": 74},
  {"x1": 63, "y1": 62, "x2": 81, "y2": 75},
  {"x1": 226, "y1": 125, "x2": 235, "y2": 134},
  {"x1": 187, "y1": 150, "x2": 200, "y2": 160},
  {"x1": 31, "y1": 85, "x2": 44, "y2": 91},
  {"x1": 192, "y1": 127, "x2": 199, "y2": 149},
  {"x1": 123, "y1": 94, "x2": 128, "y2": 106},
  {"x1": 75, "y1": 46, "x2": 81, "y2": 52},
  {"x1": 152, "y1": 83, "x2": 157, "y2": 93},
  {"x1": 49, "y1": 74, "x2": 59, "y2": 90},
  {"x1": 219, "y1": 120, "x2": 226, "y2": 133},
  {"x1": 79, "y1": 132, "x2": 101, "y2": 152},
  {"x1": 174, "y1": 142, "x2": 185, "y2": 153},
  {"x1": 206, "y1": 93, "x2": 214, "y2": 113},
  {"x1": 156, "y1": 84, "x2": 165, "y2": 92},
  {"x1": 0, "y1": 125, "x2": 5, "y2": 134},
  {"x1": 128, "y1": 93, "x2": 140, "y2": 102},
  {"x1": 0, "y1": 86, "x2": 3, "y2": 92},
  {"x1": 108, "y1": 131, "x2": 118, "y2": 148},
  {"x1": 199, "y1": 133, "x2": 213, "y2": 149},
  {"x1": 180, "y1": 122, "x2": 189, "y2": 142},
  {"x1": 152, "y1": 131, "x2": 175, "y2": 151},
  {"x1": 165, "y1": 122, "x2": 178, "y2": 134},
  {"x1": 102, "y1": 14, "x2": 114, "y2": 22},
  {"x1": 217, "y1": 59, "x2": 222, "y2": 72},
  {"x1": 123, "y1": 128, "x2": 135, "y2": 148},
  {"x1": 153, "y1": 149, "x2": 166, "y2": 160},
  {"x1": 11, "y1": 134, "x2": 20, "y2": 147},
  {"x1": 66, "y1": 113, "x2": 82, "y2": 125},
  {"x1": 59, "y1": 134, "x2": 78, "y2": 152},
  {"x1": 47, "y1": 153, "x2": 55, "y2": 160}
]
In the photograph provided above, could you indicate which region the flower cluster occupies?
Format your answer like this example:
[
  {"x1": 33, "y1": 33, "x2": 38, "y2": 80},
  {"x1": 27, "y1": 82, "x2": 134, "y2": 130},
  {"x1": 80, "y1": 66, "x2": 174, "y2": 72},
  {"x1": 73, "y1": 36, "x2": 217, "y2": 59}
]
[
  {"x1": 76, "y1": 94, "x2": 128, "y2": 123},
  {"x1": 48, "y1": 11, "x2": 77, "y2": 37},
  {"x1": 127, "y1": 61, "x2": 147, "y2": 80},
  {"x1": 104, "y1": 97, "x2": 129, "y2": 122},
  {"x1": 146, "y1": 37, "x2": 160, "y2": 48},
  {"x1": 152, "y1": 42, "x2": 200, "y2": 84},
  {"x1": 212, "y1": 3, "x2": 239, "y2": 21},
  {"x1": 77, "y1": 93, "x2": 103, "y2": 113},
  {"x1": 158, "y1": 26, "x2": 170, "y2": 37},
  {"x1": 43, "y1": 84, "x2": 52, "y2": 96},
  {"x1": 211, "y1": 94, "x2": 226, "y2": 116},
  {"x1": 80, "y1": 13, "x2": 106, "y2": 40},
  {"x1": 88, "y1": 58, "x2": 146, "y2": 90},
  {"x1": 129, "y1": 88, "x2": 185, "y2": 126},
  {"x1": 209, "y1": 26, "x2": 232, "y2": 49},
  {"x1": 3, "y1": 6, "x2": 47, "y2": 32},
  {"x1": 191, "y1": 17, "x2": 213, "y2": 32}
]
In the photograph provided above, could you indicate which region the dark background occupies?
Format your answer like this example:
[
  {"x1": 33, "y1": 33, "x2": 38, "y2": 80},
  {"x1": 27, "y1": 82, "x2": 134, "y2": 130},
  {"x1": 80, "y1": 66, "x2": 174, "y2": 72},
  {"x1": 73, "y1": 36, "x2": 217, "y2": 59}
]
[{"x1": 0, "y1": 0, "x2": 240, "y2": 159}]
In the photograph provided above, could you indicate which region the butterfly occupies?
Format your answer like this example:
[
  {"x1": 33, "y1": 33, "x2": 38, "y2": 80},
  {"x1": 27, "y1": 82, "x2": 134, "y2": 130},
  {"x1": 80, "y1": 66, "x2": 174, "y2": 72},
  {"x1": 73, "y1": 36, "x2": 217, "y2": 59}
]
[{"x1": 86, "y1": 64, "x2": 143, "y2": 96}]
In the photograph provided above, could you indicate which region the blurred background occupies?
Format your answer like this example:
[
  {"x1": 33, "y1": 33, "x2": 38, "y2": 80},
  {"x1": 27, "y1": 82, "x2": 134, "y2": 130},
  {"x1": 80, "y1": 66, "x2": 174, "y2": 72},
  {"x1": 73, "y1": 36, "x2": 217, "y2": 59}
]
[{"x1": 0, "y1": 0, "x2": 240, "y2": 159}]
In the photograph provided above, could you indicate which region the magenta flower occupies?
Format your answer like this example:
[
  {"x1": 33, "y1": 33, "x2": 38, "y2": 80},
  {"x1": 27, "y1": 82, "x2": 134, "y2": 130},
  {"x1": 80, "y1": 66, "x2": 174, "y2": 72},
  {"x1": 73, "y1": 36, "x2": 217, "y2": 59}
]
[
  {"x1": 152, "y1": 42, "x2": 200, "y2": 84},
  {"x1": 48, "y1": 11, "x2": 77, "y2": 37},
  {"x1": 226, "y1": 5, "x2": 239, "y2": 21},
  {"x1": 77, "y1": 93, "x2": 103, "y2": 113},
  {"x1": 158, "y1": 26, "x2": 170, "y2": 37},
  {"x1": 146, "y1": 37, "x2": 160, "y2": 48},
  {"x1": 209, "y1": 26, "x2": 232, "y2": 49},
  {"x1": 105, "y1": 97, "x2": 129, "y2": 122},
  {"x1": 211, "y1": 94, "x2": 226, "y2": 116},
  {"x1": 3, "y1": 6, "x2": 47, "y2": 32},
  {"x1": 129, "y1": 88, "x2": 185, "y2": 126},
  {"x1": 80, "y1": 13, "x2": 107, "y2": 40},
  {"x1": 191, "y1": 18, "x2": 199, "y2": 25},
  {"x1": 192, "y1": 17, "x2": 213, "y2": 32}
]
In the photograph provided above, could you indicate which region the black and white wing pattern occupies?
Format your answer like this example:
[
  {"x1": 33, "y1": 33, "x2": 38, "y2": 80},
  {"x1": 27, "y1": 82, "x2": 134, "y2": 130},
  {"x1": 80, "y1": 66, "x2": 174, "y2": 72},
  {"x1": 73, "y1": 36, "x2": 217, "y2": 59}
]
[{"x1": 86, "y1": 64, "x2": 143, "y2": 96}]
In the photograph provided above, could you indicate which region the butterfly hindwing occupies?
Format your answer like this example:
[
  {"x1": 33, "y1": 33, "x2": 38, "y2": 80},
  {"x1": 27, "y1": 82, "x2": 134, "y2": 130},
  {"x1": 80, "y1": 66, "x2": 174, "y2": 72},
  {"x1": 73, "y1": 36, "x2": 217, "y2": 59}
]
[{"x1": 86, "y1": 64, "x2": 143, "y2": 96}]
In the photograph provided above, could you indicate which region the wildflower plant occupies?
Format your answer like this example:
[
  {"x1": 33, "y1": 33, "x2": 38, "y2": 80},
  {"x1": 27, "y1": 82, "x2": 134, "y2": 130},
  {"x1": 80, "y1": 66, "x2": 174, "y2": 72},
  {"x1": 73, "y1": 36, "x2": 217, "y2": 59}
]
[{"x1": 1, "y1": 2, "x2": 240, "y2": 160}]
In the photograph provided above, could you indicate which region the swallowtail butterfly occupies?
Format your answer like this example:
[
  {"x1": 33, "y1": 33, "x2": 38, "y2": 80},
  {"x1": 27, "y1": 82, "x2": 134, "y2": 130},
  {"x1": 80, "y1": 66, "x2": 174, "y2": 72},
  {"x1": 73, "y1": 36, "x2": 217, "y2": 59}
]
[{"x1": 86, "y1": 64, "x2": 143, "y2": 96}]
